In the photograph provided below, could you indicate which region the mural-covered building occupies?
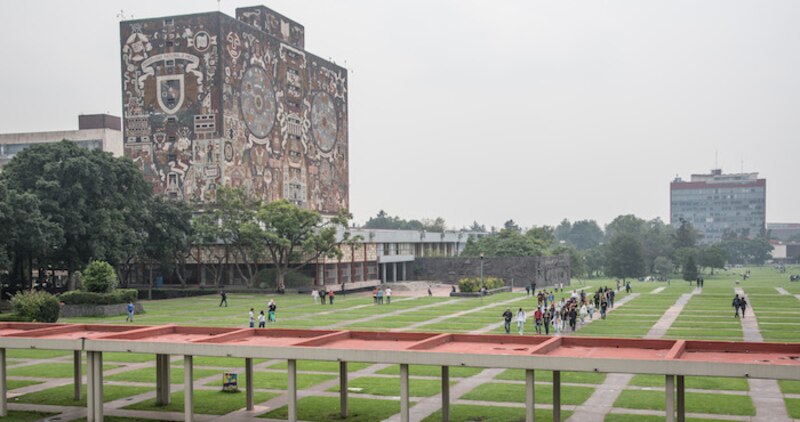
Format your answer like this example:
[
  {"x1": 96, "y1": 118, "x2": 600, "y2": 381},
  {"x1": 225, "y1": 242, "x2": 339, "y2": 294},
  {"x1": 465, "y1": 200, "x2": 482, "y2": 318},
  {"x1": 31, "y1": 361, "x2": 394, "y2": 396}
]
[{"x1": 120, "y1": 5, "x2": 348, "y2": 214}]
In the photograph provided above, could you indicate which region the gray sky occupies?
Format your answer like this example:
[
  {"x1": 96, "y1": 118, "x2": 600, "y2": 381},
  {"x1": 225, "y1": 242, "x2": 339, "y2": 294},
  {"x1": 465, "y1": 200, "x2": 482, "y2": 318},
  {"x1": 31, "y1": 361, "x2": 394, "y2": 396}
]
[{"x1": 1, "y1": 1, "x2": 798, "y2": 229}]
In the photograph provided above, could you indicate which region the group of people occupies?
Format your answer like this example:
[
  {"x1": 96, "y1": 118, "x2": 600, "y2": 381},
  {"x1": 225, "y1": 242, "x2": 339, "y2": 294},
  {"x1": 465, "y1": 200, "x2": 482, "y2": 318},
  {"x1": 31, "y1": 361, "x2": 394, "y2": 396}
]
[
  {"x1": 311, "y1": 288, "x2": 336, "y2": 305},
  {"x1": 731, "y1": 294, "x2": 748, "y2": 318},
  {"x1": 372, "y1": 287, "x2": 392, "y2": 304},
  {"x1": 248, "y1": 299, "x2": 277, "y2": 328},
  {"x1": 503, "y1": 285, "x2": 620, "y2": 335}
]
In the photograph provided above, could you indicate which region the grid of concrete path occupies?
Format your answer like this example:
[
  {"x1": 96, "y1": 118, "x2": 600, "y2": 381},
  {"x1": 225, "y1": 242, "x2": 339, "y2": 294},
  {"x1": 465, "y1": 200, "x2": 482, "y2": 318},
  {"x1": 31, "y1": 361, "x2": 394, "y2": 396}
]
[{"x1": 4, "y1": 275, "x2": 800, "y2": 422}]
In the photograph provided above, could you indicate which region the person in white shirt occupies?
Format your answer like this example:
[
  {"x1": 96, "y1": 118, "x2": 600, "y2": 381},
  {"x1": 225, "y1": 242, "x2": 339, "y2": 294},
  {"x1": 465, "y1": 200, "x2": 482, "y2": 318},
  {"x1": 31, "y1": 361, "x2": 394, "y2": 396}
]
[
  {"x1": 516, "y1": 308, "x2": 527, "y2": 335},
  {"x1": 257, "y1": 310, "x2": 266, "y2": 328},
  {"x1": 385, "y1": 287, "x2": 392, "y2": 304},
  {"x1": 248, "y1": 308, "x2": 255, "y2": 328},
  {"x1": 311, "y1": 289, "x2": 319, "y2": 304},
  {"x1": 579, "y1": 303, "x2": 588, "y2": 324}
]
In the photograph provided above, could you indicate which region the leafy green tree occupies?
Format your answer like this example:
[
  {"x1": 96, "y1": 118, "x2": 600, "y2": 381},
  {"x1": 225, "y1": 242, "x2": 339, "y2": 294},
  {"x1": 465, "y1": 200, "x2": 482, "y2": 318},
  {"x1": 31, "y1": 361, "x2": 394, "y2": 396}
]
[
  {"x1": 719, "y1": 238, "x2": 773, "y2": 265},
  {"x1": 605, "y1": 234, "x2": 646, "y2": 282},
  {"x1": 641, "y1": 218, "x2": 674, "y2": 273},
  {"x1": 554, "y1": 219, "x2": 572, "y2": 244},
  {"x1": 568, "y1": 220, "x2": 604, "y2": 250},
  {"x1": 461, "y1": 227, "x2": 547, "y2": 257},
  {"x1": 503, "y1": 219, "x2": 521, "y2": 233},
  {"x1": 654, "y1": 256, "x2": 675, "y2": 278},
  {"x1": 674, "y1": 218, "x2": 700, "y2": 248},
  {"x1": 699, "y1": 245, "x2": 727, "y2": 275},
  {"x1": 605, "y1": 215, "x2": 646, "y2": 242},
  {"x1": 363, "y1": 210, "x2": 446, "y2": 232},
  {"x1": 552, "y1": 245, "x2": 586, "y2": 278},
  {"x1": 682, "y1": 255, "x2": 698, "y2": 282},
  {"x1": 256, "y1": 199, "x2": 355, "y2": 292},
  {"x1": 584, "y1": 246, "x2": 606, "y2": 278},
  {"x1": 467, "y1": 221, "x2": 486, "y2": 232},
  {"x1": 526, "y1": 226, "x2": 555, "y2": 249},
  {"x1": 141, "y1": 197, "x2": 193, "y2": 286},
  {"x1": 82, "y1": 261, "x2": 118, "y2": 293}
]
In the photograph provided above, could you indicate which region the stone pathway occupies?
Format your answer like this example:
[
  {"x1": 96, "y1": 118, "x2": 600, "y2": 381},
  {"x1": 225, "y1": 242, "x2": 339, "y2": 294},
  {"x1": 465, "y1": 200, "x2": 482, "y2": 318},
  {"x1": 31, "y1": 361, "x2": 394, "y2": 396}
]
[
  {"x1": 567, "y1": 287, "x2": 691, "y2": 422},
  {"x1": 402, "y1": 294, "x2": 528, "y2": 333},
  {"x1": 322, "y1": 299, "x2": 460, "y2": 329},
  {"x1": 775, "y1": 287, "x2": 790, "y2": 295},
  {"x1": 735, "y1": 288, "x2": 792, "y2": 422}
]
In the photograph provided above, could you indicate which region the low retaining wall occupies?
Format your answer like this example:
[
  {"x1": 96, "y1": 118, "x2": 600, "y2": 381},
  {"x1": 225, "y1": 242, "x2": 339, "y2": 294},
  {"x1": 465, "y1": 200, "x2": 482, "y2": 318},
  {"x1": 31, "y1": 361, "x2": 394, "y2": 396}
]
[
  {"x1": 60, "y1": 302, "x2": 144, "y2": 318},
  {"x1": 449, "y1": 286, "x2": 512, "y2": 297},
  {"x1": 412, "y1": 255, "x2": 571, "y2": 288}
]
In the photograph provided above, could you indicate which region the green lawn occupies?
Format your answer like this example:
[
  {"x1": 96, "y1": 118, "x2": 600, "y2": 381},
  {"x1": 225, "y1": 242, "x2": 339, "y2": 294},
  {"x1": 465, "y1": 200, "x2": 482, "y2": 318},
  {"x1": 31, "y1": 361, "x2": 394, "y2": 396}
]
[
  {"x1": 328, "y1": 376, "x2": 449, "y2": 398},
  {"x1": 9, "y1": 362, "x2": 117, "y2": 378},
  {"x1": 628, "y1": 374, "x2": 749, "y2": 391},
  {"x1": 376, "y1": 364, "x2": 483, "y2": 378},
  {"x1": 261, "y1": 396, "x2": 400, "y2": 421},
  {"x1": 7, "y1": 379, "x2": 42, "y2": 390},
  {"x1": 462, "y1": 382, "x2": 594, "y2": 405},
  {"x1": 107, "y1": 366, "x2": 219, "y2": 383},
  {"x1": 124, "y1": 389, "x2": 277, "y2": 415},
  {"x1": 203, "y1": 370, "x2": 336, "y2": 390},
  {"x1": 423, "y1": 404, "x2": 573, "y2": 422},
  {"x1": 12, "y1": 384, "x2": 153, "y2": 406},
  {"x1": 614, "y1": 390, "x2": 756, "y2": 415},
  {"x1": 0, "y1": 411, "x2": 57, "y2": 421},
  {"x1": 267, "y1": 360, "x2": 372, "y2": 373},
  {"x1": 496, "y1": 369, "x2": 606, "y2": 384},
  {"x1": 786, "y1": 398, "x2": 800, "y2": 419}
]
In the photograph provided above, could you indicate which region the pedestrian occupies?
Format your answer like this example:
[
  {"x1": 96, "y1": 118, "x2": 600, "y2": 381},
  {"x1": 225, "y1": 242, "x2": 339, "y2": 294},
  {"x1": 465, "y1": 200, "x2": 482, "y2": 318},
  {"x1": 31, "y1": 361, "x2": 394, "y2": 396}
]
[
  {"x1": 732, "y1": 294, "x2": 741, "y2": 318},
  {"x1": 258, "y1": 310, "x2": 266, "y2": 328},
  {"x1": 320, "y1": 288, "x2": 327, "y2": 305},
  {"x1": 268, "y1": 299, "x2": 277, "y2": 322},
  {"x1": 328, "y1": 290, "x2": 335, "y2": 305},
  {"x1": 616, "y1": 279, "x2": 621, "y2": 291},
  {"x1": 248, "y1": 308, "x2": 255, "y2": 328},
  {"x1": 377, "y1": 288, "x2": 383, "y2": 304},
  {"x1": 516, "y1": 307, "x2": 527, "y2": 335},
  {"x1": 609, "y1": 290, "x2": 615, "y2": 308},
  {"x1": 502, "y1": 308, "x2": 513, "y2": 334},
  {"x1": 554, "y1": 312, "x2": 562, "y2": 335},
  {"x1": 569, "y1": 307, "x2": 578, "y2": 331},
  {"x1": 739, "y1": 296, "x2": 747, "y2": 318},
  {"x1": 385, "y1": 287, "x2": 392, "y2": 304},
  {"x1": 534, "y1": 307, "x2": 543, "y2": 334},
  {"x1": 311, "y1": 289, "x2": 319, "y2": 304},
  {"x1": 525, "y1": 284, "x2": 531, "y2": 296},
  {"x1": 373, "y1": 288, "x2": 378, "y2": 304},
  {"x1": 543, "y1": 307, "x2": 552, "y2": 335},
  {"x1": 219, "y1": 290, "x2": 228, "y2": 307},
  {"x1": 600, "y1": 299, "x2": 608, "y2": 320},
  {"x1": 625, "y1": 281, "x2": 631, "y2": 293},
  {"x1": 588, "y1": 302, "x2": 595, "y2": 320},
  {"x1": 126, "y1": 301, "x2": 135, "y2": 322},
  {"x1": 579, "y1": 303, "x2": 587, "y2": 325},
  {"x1": 428, "y1": 286, "x2": 433, "y2": 297}
]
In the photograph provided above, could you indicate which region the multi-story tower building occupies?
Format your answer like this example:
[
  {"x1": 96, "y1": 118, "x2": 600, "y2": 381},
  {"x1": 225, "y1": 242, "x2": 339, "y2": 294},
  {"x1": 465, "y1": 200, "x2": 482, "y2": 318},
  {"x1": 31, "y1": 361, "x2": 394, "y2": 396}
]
[
  {"x1": 670, "y1": 169, "x2": 766, "y2": 244},
  {"x1": 120, "y1": 5, "x2": 348, "y2": 214}
]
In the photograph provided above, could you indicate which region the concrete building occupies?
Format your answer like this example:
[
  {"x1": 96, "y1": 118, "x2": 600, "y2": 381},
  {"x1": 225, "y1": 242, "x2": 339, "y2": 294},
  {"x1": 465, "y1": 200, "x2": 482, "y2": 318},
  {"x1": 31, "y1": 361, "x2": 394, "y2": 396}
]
[
  {"x1": 768, "y1": 223, "x2": 800, "y2": 242},
  {"x1": 0, "y1": 114, "x2": 122, "y2": 168},
  {"x1": 670, "y1": 169, "x2": 766, "y2": 244},
  {"x1": 120, "y1": 6, "x2": 348, "y2": 213}
]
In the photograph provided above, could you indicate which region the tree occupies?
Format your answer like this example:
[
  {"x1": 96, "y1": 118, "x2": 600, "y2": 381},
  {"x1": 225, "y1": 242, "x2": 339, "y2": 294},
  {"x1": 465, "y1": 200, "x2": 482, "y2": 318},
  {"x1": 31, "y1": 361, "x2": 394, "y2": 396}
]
[
  {"x1": 552, "y1": 245, "x2": 586, "y2": 278},
  {"x1": 256, "y1": 200, "x2": 355, "y2": 292},
  {"x1": 461, "y1": 227, "x2": 547, "y2": 257},
  {"x1": 141, "y1": 197, "x2": 193, "y2": 286},
  {"x1": 526, "y1": 226, "x2": 555, "y2": 249},
  {"x1": 584, "y1": 246, "x2": 606, "y2": 278},
  {"x1": 654, "y1": 256, "x2": 675, "y2": 278},
  {"x1": 363, "y1": 211, "x2": 446, "y2": 232},
  {"x1": 82, "y1": 261, "x2": 118, "y2": 293},
  {"x1": 503, "y1": 219, "x2": 521, "y2": 233},
  {"x1": 682, "y1": 255, "x2": 698, "y2": 282},
  {"x1": 641, "y1": 218, "x2": 674, "y2": 273},
  {"x1": 605, "y1": 215, "x2": 646, "y2": 242},
  {"x1": 554, "y1": 219, "x2": 572, "y2": 244},
  {"x1": 568, "y1": 220, "x2": 604, "y2": 250},
  {"x1": 605, "y1": 234, "x2": 646, "y2": 282},
  {"x1": 467, "y1": 221, "x2": 486, "y2": 232},
  {"x1": 674, "y1": 218, "x2": 699, "y2": 248},
  {"x1": 698, "y1": 245, "x2": 727, "y2": 275},
  {"x1": 719, "y1": 238, "x2": 772, "y2": 266}
]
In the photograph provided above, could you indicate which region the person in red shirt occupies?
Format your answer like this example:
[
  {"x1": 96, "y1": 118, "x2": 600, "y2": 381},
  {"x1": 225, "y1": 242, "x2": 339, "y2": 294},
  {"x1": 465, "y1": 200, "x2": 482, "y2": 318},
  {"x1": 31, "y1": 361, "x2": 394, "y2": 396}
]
[{"x1": 534, "y1": 308, "x2": 543, "y2": 334}]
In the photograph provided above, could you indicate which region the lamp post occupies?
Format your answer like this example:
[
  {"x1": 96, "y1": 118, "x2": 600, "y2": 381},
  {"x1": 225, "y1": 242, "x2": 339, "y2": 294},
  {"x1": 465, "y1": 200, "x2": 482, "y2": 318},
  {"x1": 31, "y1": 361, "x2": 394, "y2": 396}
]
[{"x1": 480, "y1": 253, "x2": 484, "y2": 287}]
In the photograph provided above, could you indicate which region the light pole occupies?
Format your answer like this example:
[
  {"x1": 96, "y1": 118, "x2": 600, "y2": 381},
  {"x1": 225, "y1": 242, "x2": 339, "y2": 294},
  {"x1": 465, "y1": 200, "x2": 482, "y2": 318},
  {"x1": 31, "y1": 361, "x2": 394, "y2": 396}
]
[{"x1": 480, "y1": 253, "x2": 484, "y2": 287}]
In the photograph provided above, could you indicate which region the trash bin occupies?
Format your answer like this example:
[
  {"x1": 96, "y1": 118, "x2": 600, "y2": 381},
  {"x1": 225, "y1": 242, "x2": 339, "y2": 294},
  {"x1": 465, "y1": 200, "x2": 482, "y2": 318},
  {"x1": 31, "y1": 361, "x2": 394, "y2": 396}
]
[{"x1": 223, "y1": 372, "x2": 238, "y2": 392}]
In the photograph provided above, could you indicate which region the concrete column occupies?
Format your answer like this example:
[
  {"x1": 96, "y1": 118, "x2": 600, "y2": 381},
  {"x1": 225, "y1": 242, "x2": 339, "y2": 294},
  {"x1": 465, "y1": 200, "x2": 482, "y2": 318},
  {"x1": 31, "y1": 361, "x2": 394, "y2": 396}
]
[
  {"x1": 525, "y1": 369, "x2": 535, "y2": 422},
  {"x1": 382, "y1": 263, "x2": 387, "y2": 283},
  {"x1": 288, "y1": 359, "x2": 297, "y2": 422},
  {"x1": 553, "y1": 370, "x2": 561, "y2": 422},
  {"x1": 677, "y1": 375, "x2": 685, "y2": 422},
  {"x1": 92, "y1": 352, "x2": 103, "y2": 421},
  {"x1": 74, "y1": 350, "x2": 82, "y2": 401},
  {"x1": 665, "y1": 375, "x2": 675, "y2": 422},
  {"x1": 339, "y1": 361, "x2": 348, "y2": 417},
  {"x1": 245, "y1": 358, "x2": 254, "y2": 411},
  {"x1": 86, "y1": 352, "x2": 95, "y2": 422},
  {"x1": 184, "y1": 355, "x2": 193, "y2": 422},
  {"x1": 400, "y1": 364, "x2": 410, "y2": 422},
  {"x1": 156, "y1": 354, "x2": 171, "y2": 405},
  {"x1": 442, "y1": 366, "x2": 450, "y2": 422},
  {"x1": 393, "y1": 263, "x2": 398, "y2": 282},
  {"x1": 402, "y1": 262, "x2": 407, "y2": 281},
  {"x1": 0, "y1": 348, "x2": 6, "y2": 417}
]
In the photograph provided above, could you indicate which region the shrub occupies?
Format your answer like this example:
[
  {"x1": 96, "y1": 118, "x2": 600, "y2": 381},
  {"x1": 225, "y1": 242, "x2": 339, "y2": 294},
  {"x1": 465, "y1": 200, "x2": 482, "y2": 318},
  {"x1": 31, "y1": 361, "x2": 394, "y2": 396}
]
[
  {"x1": 82, "y1": 261, "x2": 118, "y2": 293},
  {"x1": 458, "y1": 276, "x2": 505, "y2": 293},
  {"x1": 59, "y1": 289, "x2": 138, "y2": 305},
  {"x1": 0, "y1": 314, "x2": 33, "y2": 322},
  {"x1": 254, "y1": 269, "x2": 313, "y2": 289},
  {"x1": 10, "y1": 290, "x2": 60, "y2": 323}
]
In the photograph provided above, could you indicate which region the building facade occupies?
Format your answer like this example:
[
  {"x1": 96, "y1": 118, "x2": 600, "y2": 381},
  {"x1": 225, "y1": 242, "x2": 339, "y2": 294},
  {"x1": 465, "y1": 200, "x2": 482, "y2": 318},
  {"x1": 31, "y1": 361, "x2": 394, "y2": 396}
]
[
  {"x1": 670, "y1": 169, "x2": 766, "y2": 244},
  {"x1": 0, "y1": 114, "x2": 122, "y2": 168},
  {"x1": 120, "y1": 6, "x2": 348, "y2": 213},
  {"x1": 768, "y1": 223, "x2": 800, "y2": 242}
]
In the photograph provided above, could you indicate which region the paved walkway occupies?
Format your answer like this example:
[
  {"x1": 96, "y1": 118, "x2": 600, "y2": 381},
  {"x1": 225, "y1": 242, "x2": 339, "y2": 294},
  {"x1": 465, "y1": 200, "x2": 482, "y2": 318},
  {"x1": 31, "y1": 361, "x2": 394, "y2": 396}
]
[
  {"x1": 567, "y1": 287, "x2": 689, "y2": 422},
  {"x1": 396, "y1": 295, "x2": 528, "y2": 332},
  {"x1": 735, "y1": 288, "x2": 792, "y2": 422},
  {"x1": 322, "y1": 299, "x2": 460, "y2": 329}
]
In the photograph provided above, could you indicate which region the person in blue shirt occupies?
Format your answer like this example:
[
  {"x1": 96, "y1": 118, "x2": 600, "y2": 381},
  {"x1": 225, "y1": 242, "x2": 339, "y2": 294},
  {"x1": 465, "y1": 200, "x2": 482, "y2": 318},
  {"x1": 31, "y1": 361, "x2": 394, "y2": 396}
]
[{"x1": 126, "y1": 302, "x2": 135, "y2": 322}]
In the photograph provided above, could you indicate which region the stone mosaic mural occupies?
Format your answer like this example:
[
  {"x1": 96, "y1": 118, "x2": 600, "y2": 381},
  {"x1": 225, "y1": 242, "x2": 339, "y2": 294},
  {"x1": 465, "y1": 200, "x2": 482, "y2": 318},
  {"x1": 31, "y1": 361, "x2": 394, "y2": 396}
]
[{"x1": 120, "y1": 6, "x2": 348, "y2": 214}]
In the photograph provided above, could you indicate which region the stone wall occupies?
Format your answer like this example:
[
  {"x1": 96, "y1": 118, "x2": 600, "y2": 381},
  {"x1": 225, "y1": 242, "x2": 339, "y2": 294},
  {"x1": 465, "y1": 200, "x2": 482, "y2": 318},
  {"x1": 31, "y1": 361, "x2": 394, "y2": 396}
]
[
  {"x1": 60, "y1": 302, "x2": 144, "y2": 318},
  {"x1": 411, "y1": 254, "x2": 570, "y2": 288}
]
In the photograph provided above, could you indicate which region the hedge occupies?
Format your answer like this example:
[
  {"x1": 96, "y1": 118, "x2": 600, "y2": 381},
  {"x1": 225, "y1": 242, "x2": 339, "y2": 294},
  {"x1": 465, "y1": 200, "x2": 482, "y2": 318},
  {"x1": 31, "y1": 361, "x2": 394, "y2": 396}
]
[
  {"x1": 82, "y1": 261, "x2": 118, "y2": 293},
  {"x1": 0, "y1": 314, "x2": 33, "y2": 322},
  {"x1": 58, "y1": 289, "x2": 138, "y2": 305},
  {"x1": 459, "y1": 276, "x2": 505, "y2": 293},
  {"x1": 11, "y1": 290, "x2": 60, "y2": 323}
]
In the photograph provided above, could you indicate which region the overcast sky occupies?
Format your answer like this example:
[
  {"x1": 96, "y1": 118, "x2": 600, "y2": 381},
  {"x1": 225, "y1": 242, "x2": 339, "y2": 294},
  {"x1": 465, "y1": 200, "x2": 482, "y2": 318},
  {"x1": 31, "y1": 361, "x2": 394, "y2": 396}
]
[{"x1": 1, "y1": 1, "x2": 798, "y2": 230}]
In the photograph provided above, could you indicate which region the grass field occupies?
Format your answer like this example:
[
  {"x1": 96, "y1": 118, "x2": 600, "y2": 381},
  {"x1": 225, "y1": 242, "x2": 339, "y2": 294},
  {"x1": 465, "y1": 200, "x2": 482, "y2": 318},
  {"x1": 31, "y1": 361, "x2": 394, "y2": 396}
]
[{"x1": 1, "y1": 265, "x2": 798, "y2": 421}]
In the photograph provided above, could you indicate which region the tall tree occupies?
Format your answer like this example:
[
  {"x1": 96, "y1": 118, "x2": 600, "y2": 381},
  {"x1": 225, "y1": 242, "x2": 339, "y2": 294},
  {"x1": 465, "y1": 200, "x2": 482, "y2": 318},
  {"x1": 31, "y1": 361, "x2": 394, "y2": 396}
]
[
  {"x1": 256, "y1": 199, "x2": 355, "y2": 292},
  {"x1": 682, "y1": 255, "x2": 698, "y2": 282},
  {"x1": 698, "y1": 245, "x2": 727, "y2": 275},
  {"x1": 605, "y1": 234, "x2": 646, "y2": 282},
  {"x1": 605, "y1": 214, "x2": 646, "y2": 242},
  {"x1": 554, "y1": 219, "x2": 572, "y2": 244},
  {"x1": 568, "y1": 220, "x2": 604, "y2": 250},
  {"x1": 674, "y1": 218, "x2": 699, "y2": 248}
]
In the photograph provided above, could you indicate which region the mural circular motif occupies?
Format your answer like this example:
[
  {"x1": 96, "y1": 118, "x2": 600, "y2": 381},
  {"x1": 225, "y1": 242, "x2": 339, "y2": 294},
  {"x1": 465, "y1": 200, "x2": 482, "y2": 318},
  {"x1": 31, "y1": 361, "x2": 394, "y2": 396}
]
[
  {"x1": 240, "y1": 66, "x2": 276, "y2": 139},
  {"x1": 311, "y1": 91, "x2": 338, "y2": 152}
]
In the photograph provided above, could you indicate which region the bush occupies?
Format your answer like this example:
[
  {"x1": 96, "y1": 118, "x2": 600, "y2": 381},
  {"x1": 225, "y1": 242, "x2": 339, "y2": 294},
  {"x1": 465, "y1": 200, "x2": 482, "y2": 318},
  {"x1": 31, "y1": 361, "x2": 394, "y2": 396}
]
[
  {"x1": 254, "y1": 268, "x2": 313, "y2": 289},
  {"x1": 59, "y1": 289, "x2": 138, "y2": 305},
  {"x1": 458, "y1": 276, "x2": 505, "y2": 293},
  {"x1": 82, "y1": 261, "x2": 118, "y2": 293},
  {"x1": 0, "y1": 314, "x2": 33, "y2": 322},
  {"x1": 10, "y1": 290, "x2": 60, "y2": 323}
]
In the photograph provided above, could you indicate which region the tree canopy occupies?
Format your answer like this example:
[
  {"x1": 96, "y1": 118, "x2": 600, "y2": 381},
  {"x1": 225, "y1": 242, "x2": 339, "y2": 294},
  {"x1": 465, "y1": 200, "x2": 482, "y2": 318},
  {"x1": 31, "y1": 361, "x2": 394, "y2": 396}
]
[
  {"x1": 363, "y1": 210, "x2": 447, "y2": 232},
  {"x1": 605, "y1": 234, "x2": 646, "y2": 281}
]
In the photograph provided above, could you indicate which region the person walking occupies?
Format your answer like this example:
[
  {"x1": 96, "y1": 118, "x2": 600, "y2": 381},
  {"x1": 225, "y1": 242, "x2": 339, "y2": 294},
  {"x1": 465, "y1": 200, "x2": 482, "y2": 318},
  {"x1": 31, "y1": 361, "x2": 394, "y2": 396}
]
[
  {"x1": 569, "y1": 306, "x2": 578, "y2": 331},
  {"x1": 320, "y1": 288, "x2": 327, "y2": 305},
  {"x1": 600, "y1": 299, "x2": 608, "y2": 320},
  {"x1": 377, "y1": 289, "x2": 383, "y2": 304},
  {"x1": 732, "y1": 294, "x2": 741, "y2": 318},
  {"x1": 428, "y1": 285, "x2": 433, "y2": 297},
  {"x1": 311, "y1": 289, "x2": 319, "y2": 304},
  {"x1": 579, "y1": 303, "x2": 587, "y2": 325},
  {"x1": 625, "y1": 281, "x2": 632, "y2": 293},
  {"x1": 219, "y1": 290, "x2": 228, "y2": 307},
  {"x1": 516, "y1": 308, "x2": 527, "y2": 335},
  {"x1": 373, "y1": 288, "x2": 378, "y2": 304},
  {"x1": 739, "y1": 296, "x2": 747, "y2": 319},
  {"x1": 126, "y1": 301, "x2": 135, "y2": 322},
  {"x1": 554, "y1": 312, "x2": 563, "y2": 335},
  {"x1": 385, "y1": 287, "x2": 392, "y2": 304},
  {"x1": 248, "y1": 308, "x2": 255, "y2": 328},
  {"x1": 268, "y1": 299, "x2": 277, "y2": 322},
  {"x1": 543, "y1": 306, "x2": 552, "y2": 335},
  {"x1": 502, "y1": 308, "x2": 513, "y2": 334},
  {"x1": 328, "y1": 290, "x2": 335, "y2": 305},
  {"x1": 588, "y1": 301, "x2": 595, "y2": 320},
  {"x1": 534, "y1": 307, "x2": 543, "y2": 335},
  {"x1": 258, "y1": 310, "x2": 266, "y2": 328}
]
